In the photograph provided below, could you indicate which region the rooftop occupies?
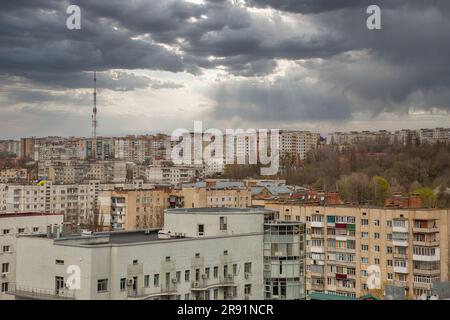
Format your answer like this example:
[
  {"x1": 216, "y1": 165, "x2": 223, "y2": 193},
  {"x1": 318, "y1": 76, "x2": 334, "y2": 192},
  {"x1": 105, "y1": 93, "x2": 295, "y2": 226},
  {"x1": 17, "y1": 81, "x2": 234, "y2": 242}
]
[
  {"x1": 0, "y1": 212, "x2": 64, "y2": 219},
  {"x1": 165, "y1": 207, "x2": 274, "y2": 215}
]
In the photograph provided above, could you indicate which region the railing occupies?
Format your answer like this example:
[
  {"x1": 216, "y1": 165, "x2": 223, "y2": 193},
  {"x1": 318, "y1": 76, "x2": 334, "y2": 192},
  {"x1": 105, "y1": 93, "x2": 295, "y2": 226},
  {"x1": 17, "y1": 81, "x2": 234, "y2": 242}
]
[
  {"x1": 7, "y1": 283, "x2": 76, "y2": 300},
  {"x1": 412, "y1": 227, "x2": 439, "y2": 233},
  {"x1": 191, "y1": 275, "x2": 235, "y2": 290},
  {"x1": 127, "y1": 285, "x2": 178, "y2": 300}
]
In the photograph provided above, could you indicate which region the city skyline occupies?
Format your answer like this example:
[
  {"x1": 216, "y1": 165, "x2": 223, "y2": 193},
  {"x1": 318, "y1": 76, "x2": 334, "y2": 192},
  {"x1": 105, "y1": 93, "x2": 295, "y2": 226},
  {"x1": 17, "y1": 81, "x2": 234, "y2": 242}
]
[{"x1": 1, "y1": 0, "x2": 450, "y2": 138}]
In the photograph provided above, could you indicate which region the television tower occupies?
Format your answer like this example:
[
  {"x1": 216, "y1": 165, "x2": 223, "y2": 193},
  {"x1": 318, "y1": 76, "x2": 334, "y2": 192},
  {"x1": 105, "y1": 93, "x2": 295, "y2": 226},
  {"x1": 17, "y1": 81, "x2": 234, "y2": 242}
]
[{"x1": 91, "y1": 71, "x2": 98, "y2": 159}]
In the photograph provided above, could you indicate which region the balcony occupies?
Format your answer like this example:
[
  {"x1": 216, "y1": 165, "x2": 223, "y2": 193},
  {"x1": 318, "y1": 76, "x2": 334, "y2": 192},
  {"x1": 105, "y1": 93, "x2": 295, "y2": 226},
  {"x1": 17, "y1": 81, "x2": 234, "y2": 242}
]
[
  {"x1": 310, "y1": 233, "x2": 324, "y2": 239},
  {"x1": 392, "y1": 240, "x2": 408, "y2": 247},
  {"x1": 310, "y1": 246, "x2": 324, "y2": 253},
  {"x1": 127, "y1": 285, "x2": 178, "y2": 300},
  {"x1": 394, "y1": 266, "x2": 408, "y2": 274},
  {"x1": 413, "y1": 252, "x2": 440, "y2": 262},
  {"x1": 413, "y1": 269, "x2": 440, "y2": 276},
  {"x1": 191, "y1": 275, "x2": 235, "y2": 291},
  {"x1": 393, "y1": 225, "x2": 408, "y2": 233},
  {"x1": 413, "y1": 227, "x2": 439, "y2": 233},
  {"x1": 6, "y1": 283, "x2": 75, "y2": 300},
  {"x1": 393, "y1": 253, "x2": 409, "y2": 259},
  {"x1": 394, "y1": 280, "x2": 408, "y2": 287},
  {"x1": 311, "y1": 221, "x2": 324, "y2": 228},
  {"x1": 413, "y1": 282, "x2": 433, "y2": 289},
  {"x1": 413, "y1": 240, "x2": 439, "y2": 247}
]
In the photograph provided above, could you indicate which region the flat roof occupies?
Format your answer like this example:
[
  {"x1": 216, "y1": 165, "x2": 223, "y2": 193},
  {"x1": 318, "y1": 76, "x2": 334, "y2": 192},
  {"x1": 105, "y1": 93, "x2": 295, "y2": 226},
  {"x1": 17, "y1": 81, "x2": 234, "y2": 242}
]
[
  {"x1": 0, "y1": 212, "x2": 64, "y2": 219},
  {"x1": 165, "y1": 207, "x2": 274, "y2": 214}
]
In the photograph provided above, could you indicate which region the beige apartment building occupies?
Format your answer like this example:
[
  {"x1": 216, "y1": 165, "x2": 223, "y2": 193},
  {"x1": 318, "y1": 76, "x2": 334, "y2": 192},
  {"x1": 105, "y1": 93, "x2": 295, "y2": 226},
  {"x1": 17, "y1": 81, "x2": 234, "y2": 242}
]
[
  {"x1": 99, "y1": 185, "x2": 252, "y2": 231},
  {"x1": 265, "y1": 202, "x2": 450, "y2": 299}
]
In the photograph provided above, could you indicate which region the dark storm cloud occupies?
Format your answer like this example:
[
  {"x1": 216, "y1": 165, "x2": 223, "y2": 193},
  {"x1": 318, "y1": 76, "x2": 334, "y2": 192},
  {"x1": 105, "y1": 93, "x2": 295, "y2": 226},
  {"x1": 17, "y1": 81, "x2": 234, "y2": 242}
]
[{"x1": 1, "y1": 0, "x2": 450, "y2": 130}]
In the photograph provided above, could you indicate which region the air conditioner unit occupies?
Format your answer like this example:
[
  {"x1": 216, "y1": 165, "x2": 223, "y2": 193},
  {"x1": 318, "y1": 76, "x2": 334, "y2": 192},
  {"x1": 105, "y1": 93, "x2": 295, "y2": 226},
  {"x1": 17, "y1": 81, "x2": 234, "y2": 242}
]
[
  {"x1": 171, "y1": 279, "x2": 177, "y2": 284},
  {"x1": 201, "y1": 274, "x2": 207, "y2": 279},
  {"x1": 244, "y1": 272, "x2": 250, "y2": 279}
]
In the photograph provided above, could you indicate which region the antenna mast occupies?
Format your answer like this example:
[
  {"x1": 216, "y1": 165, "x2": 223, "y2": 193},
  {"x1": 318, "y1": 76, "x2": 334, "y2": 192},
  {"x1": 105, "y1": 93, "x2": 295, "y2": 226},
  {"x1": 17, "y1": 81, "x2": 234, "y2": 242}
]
[{"x1": 92, "y1": 71, "x2": 98, "y2": 159}]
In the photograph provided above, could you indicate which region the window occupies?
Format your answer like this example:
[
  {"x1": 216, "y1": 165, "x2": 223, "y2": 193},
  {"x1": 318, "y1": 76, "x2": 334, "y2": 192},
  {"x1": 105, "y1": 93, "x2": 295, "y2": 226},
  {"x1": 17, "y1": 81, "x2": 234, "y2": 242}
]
[
  {"x1": 374, "y1": 245, "x2": 380, "y2": 252},
  {"x1": 244, "y1": 284, "x2": 252, "y2": 295},
  {"x1": 185, "y1": 270, "x2": 190, "y2": 282},
  {"x1": 154, "y1": 274, "x2": 160, "y2": 287},
  {"x1": 2, "y1": 246, "x2": 10, "y2": 253},
  {"x1": 387, "y1": 247, "x2": 393, "y2": 254},
  {"x1": 361, "y1": 219, "x2": 369, "y2": 226},
  {"x1": 144, "y1": 275, "x2": 150, "y2": 287},
  {"x1": 214, "y1": 289, "x2": 219, "y2": 299},
  {"x1": 176, "y1": 271, "x2": 181, "y2": 283},
  {"x1": 361, "y1": 244, "x2": 369, "y2": 251},
  {"x1": 387, "y1": 259, "x2": 393, "y2": 266},
  {"x1": 198, "y1": 224, "x2": 205, "y2": 236},
  {"x1": 185, "y1": 293, "x2": 190, "y2": 300},
  {"x1": 374, "y1": 220, "x2": 380, "y2": 226},
  {"x1": 205, "y1": 267, "x2": 210, "y2": 279},
  {"x1": 361, "y1": 257, "x2": 369, "y2": 264},
  {"x1": 374, "y1": 233, "x2": 380, "y2": 239},
  {"x1": 213, "y1": 266, "x2": 218, "y2": 278},
  {"x1": 219, "y1": 216, "x2": 227, "y2": 230},
  {"x1": 361, "y1": 232, "x2": 369, "y2": 239},
  {"x1": 233, "y1": 264, "x2": 238, "y2": 276},
  {"x1": 97, "y1": 279, "x2": 108, "y2": 292},
  {"x1": 2, "y1": 229, "x2": 10, "y2": 235},
  {"x1": 2, "y1": 263, "x2": 9, "y2": 273},
  {"x1": 386, "y1": 220, "x2": 392, "y2": 227},
  {"x1": 374, "y1": 258, "x2": 380, "y2": 265},
  {"x1": 1, "y1": 282, "x2": 8, "y2": 293},
  {"x1": 387, "y1": 273, "x2": 393, "y2": 280},
  {"x1": 55, "y1": 260, "x2": 64, "y2": 265},
  {"x1": 33, "y1": 227, "x2": 39, "y2": 232},
  {"x1": 244, "y1": 262, "x2": 252, "y2": 274},
  {"x1": 18, "y1": 228, "x2": 25, "y2": 234},
  {"x1": 120, "y1": 278, "x2": 126, "y2": 291}
]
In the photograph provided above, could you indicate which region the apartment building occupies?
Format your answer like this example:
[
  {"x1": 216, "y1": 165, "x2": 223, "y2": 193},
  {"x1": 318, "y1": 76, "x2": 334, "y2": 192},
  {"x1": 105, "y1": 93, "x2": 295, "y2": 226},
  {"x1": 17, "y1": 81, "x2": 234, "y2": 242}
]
[
  {"x1": 38, "y1": 160, "x2": 127, "y2": 184},
  {"x1": 0, "y1": 169, "x2": 28, "y2": 183},
  {"x1": 279, "y1": 131, "x2": 320, "y2": 161},
  {"x1": 146, "y1": 165, "x2": 203, "y2": 185},
  {"x1": 0, "y1": 212, "x2": 64, "y2": 300},
  {"x1": 8, "y1": 208, "x2": 305, "y2": 300},
  {"x1": 0, "y1": 181, "x2": 103, "y2": 224},
  {"x1": 265, "y1": 202, "x2": 450, "y2": 299},
  {"x1": 99, "y1": 187, "x2": 172, "y2": 231},
  {"x1": 99, "y1": 182, "x2": 252, "y2": 231}
]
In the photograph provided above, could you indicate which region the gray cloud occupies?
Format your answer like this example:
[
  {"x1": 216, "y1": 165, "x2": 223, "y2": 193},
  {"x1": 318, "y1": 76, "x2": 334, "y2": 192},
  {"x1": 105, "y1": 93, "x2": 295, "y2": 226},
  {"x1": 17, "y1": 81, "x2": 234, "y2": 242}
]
[{"x1": 0, "y1": 0, "x2": 450, "y2": 137}]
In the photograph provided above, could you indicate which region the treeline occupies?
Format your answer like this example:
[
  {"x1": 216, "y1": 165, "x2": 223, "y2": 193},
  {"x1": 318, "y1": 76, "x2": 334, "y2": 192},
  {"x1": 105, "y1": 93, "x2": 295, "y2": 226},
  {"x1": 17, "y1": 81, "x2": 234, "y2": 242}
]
[{"x1": 222, "y1": 143, "x2": 450, "y2": 208}]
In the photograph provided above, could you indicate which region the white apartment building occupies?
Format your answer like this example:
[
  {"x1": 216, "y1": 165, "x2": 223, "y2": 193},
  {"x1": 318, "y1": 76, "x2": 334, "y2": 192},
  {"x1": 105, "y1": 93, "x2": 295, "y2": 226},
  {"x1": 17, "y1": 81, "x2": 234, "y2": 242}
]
[
  {"x1": 10, "y1": 208, "x2": 292, "y2": 300},
  {"x1": 146, "y1": 165, "x2": 203, "y2": 185},
  {"x1": 0, "y1": 212, "x2": 64, "y2": 300},
  {"x1": 279, "y1": 131, "x2": 320, "y2": 161},
  {"x1": 0, "y1": 181, "x2": 103, "y2": 224}
]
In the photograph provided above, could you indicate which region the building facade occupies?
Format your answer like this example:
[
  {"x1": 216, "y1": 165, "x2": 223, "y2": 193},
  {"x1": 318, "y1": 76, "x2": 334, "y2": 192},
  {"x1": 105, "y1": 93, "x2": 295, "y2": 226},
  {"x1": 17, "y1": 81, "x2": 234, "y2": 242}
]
[
  {"x1": 9, "y1": 208, "x2": 306, "y2": 300},
  {"x1": 0, "y1": 212, "x2": 64, "y2": 300},
  {"x1": 265, "y1": 202, "x2": 450, "y2": 299}
]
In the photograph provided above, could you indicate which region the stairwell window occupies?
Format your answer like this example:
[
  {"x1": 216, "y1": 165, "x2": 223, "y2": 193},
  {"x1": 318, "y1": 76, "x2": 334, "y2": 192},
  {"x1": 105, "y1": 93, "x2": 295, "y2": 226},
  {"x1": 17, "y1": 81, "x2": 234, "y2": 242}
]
[
  {"x1": 198, "y1": 224, "x2": 205, "y2": 236},
  {"x1": 219, "y1": 216, "x2": 227, "y2": 230},
  {"x1": 2, "y1": 263, "x2": 9, "y2": 273},
  {"x1": 120, "y1": 278, "x2": 126, "y2": 291}
]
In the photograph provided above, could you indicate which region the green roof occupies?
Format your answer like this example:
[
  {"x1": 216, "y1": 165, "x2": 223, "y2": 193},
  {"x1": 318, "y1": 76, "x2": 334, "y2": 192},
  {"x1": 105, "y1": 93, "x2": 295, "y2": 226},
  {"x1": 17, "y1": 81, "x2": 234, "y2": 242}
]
[{"x1": 308, "y1": 292, "x2": 358, "y2": 301}]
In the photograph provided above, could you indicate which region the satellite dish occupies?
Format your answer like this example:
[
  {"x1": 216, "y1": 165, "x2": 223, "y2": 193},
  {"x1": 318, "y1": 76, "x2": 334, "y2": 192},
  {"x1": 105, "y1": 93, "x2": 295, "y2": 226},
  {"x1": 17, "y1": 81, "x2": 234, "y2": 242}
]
[{"x1": 429, "y1": 295, "x2": 439, "y2": 300}]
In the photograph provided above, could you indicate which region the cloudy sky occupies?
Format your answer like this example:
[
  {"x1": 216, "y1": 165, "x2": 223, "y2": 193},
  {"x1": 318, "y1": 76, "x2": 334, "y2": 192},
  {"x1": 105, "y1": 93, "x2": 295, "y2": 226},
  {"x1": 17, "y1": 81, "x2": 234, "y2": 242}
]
[{"x1": 1, "y1": 0, "x2": 450, "y2": 138}]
